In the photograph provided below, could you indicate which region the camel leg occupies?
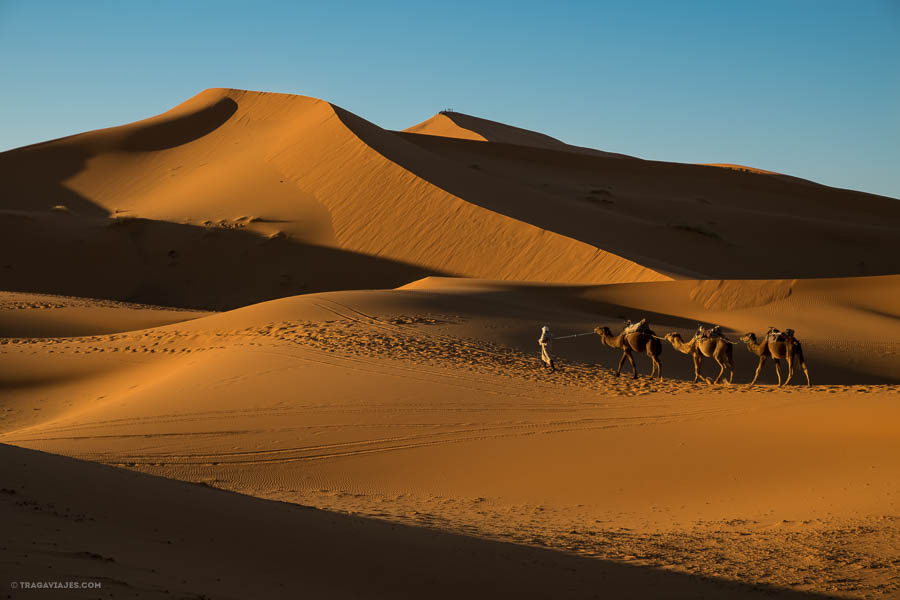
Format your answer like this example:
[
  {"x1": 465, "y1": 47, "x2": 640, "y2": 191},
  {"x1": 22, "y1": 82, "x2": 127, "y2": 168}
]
[
  {"x1": 651, "y1": 351, "x2": 662, "y2": 380},
  {"x1": 773, "y1": 358, "x2": 783, "y2": 386},
  {"x1": 713, "y1": 356, "x2": 725, "y2": 385},
  {"x1": 616, "y1": 353, "x2": 627, "y2": 377},
  {"x1": 647, "y1": 349, "x2": 661, "y2": 379},
  {"x1": 797, "y1": 349, "x2": 811, "y2": 386},
  {"x1": 624, "y1": 350, "x2": 638, "y2": 379},
  {"x1": 696, "y1": 355, "x2": 712, "y2": 385},
  {"x1": 691, "y1": 353, "x2": 701, "y2": 383},
  {"x1": 749, "y1": 355, "x2": 766, "y2": 387},
  {"x1": 727, "y1": 352, "x2": 735, "y2": 384},
  {"x1": 783, "y1": 353, "x2": 795, "y2": 386}
]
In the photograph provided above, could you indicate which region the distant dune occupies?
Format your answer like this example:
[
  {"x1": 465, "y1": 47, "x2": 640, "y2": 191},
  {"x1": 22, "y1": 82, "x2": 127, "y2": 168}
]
[{"x1": 404, "y1": 111, "x2": 632, "y2": 158}]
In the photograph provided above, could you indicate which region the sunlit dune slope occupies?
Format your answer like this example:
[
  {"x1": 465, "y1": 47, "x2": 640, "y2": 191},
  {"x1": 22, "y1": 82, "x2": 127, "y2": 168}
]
[
  {"x1": 2, "y1": 273, "x2": 897, "y2": 440},
  {"x1": 703, "y1": 163, "x2": 780, "y2": 175},
  {"x1": 396, "y1": 131, "x2": 900, "y2": 280},
  {"x1": 4, "y1": 442, "x2": 847, "y2": 600},
  {"x1": 404, "y1": 111, "x2": 631, "y2": 158},
  {"x1": 0, "y1": 89, "x2": 665, "y2": 309},
  {"x1": 1, "y1": 276, "x2": 898, "y2": 599},
  {"x1": 0, "y1": 292, "x2": 208, "y2": 338},
  {"x1": 3, "y1": 88, "x2": 898, "y2": 312}
]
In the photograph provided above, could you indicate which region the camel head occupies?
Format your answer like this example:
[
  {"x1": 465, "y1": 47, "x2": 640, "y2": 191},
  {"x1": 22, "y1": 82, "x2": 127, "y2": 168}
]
[
  {"x1": 739, "y1": 332, "x2": 757, "y2": 344},
  {"x1": 594, "y1": 326, "x2": 612, "y2": 338},
  {"x1": 664, "y1": 332, "x2": 683, "y2": 343}
]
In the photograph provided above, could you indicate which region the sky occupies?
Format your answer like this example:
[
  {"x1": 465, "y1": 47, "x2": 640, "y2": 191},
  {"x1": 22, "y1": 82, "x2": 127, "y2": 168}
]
[{"x1": 1, "y1": 0, "x2": 898, "y2": 198}]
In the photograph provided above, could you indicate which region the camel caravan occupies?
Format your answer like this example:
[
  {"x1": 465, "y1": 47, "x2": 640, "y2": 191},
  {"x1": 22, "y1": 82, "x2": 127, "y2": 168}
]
[{"x1": 541, "y1": 319, "x2": 810, "y2": 386}]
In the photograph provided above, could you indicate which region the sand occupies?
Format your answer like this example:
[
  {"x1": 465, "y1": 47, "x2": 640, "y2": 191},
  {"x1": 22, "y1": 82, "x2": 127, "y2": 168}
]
[{"x1": 1, "y1": 88, "x2": 898, "y2": 599}]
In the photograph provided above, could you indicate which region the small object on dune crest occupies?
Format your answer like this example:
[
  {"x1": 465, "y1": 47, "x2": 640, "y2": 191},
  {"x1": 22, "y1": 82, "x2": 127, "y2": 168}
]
[{"x1": 49, "y1": 204, "x2": 73, "y2": 214}]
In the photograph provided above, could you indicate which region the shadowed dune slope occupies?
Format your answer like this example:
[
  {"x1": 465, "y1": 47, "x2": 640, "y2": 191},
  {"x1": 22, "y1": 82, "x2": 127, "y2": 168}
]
[
  {"x1": 2, "y1": 281, "x2": 897, "y2": 598},
  {"x1": 0, "y1": 88, "x2": 666, "y2": 310},
  {"x1": 3, "y1": 88, "x2": 898, "y2": 311},
  {"x1": 1, "y1": 443, "x2": 840, "y2": 600},
  {"x1": 395, "y1": 131, "x2": 900, "y2": 279}
]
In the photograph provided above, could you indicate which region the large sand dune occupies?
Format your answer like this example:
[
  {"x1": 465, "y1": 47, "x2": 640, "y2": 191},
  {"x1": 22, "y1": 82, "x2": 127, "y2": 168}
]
[
  {"x1": 3, "y1": 88, "x2": 899, "y2": 309},
  {"x1": 2, "y1": 88, "x2": 899, "y2": 598}
]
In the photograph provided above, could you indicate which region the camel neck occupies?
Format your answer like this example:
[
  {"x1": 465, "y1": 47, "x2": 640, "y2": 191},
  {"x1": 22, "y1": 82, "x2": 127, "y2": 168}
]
[{"x1": 670, "y1": 337, "x2": 694, "y2": 354}]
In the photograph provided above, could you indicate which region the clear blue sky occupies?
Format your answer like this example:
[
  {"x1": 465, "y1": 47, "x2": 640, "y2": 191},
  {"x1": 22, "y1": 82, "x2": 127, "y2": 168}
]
[{"x1": 1, "y1": 0, "x2": 898, "y2": 198}]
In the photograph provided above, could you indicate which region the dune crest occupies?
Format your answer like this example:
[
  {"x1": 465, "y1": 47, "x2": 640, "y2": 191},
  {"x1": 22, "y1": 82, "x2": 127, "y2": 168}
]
[
  {"x1": 0, "y1": 89, "x2": 669, "y2": 309},
  {"x1": 404, "y1": 110, "x2": 630, "y2": 158}
]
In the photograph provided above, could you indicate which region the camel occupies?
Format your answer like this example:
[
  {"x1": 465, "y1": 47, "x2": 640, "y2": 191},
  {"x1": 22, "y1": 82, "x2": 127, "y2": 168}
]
[
  {"x1": 594, "y1": 325, "x2": 662, "y2": 379},
  {"x1": 664, "y1": 332, "x2": 734, "y2": 385},
  {"x1": 739, "y1": 331, "x2": 811, "y2": 387}
]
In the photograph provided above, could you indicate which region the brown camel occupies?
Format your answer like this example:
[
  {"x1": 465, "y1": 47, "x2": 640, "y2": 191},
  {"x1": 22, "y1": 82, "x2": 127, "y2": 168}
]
[
  {"x1": 594, "y1": 326, "x2": 662, "y2": 379},
  {"x1": 664, "y1": 332, "x2": 735, "y2": 385},
  {"x1": 739, "y1": 331, "x2": 811, "y2": 387}
]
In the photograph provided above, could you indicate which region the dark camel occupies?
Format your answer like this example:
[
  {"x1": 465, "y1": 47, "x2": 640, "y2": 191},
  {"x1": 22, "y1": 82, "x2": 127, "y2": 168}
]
[
  {"x1": 594, "y1": 326, "x2": 662, "y2": 379},
  {"x1": 664, "y1": 332, "x2": 735, "y2": 385},
  {"x1": 739, "y1": 331, "x2": 811, "y2": 387}
]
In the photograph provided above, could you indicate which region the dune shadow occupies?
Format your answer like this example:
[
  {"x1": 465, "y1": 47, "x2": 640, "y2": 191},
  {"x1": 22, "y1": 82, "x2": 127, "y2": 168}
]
[
  {"x1": 0, "y1": 144, "x2": 107, "y2": 217},
  {"x1": 1, "y1": 443, "x2": 839, "y2": 600},
  {"x1": 121, "y1": 97, "x2": 237, "y2": 152},
  {"x1": 335, "y1": 108, "x2": 900, "y2": 279},
  {"x1": 0, "y1": 98, "x2": 238, "y2": 219},
  {"x1": 0, "y1": 213, "x2": 444, "y2": 310}
]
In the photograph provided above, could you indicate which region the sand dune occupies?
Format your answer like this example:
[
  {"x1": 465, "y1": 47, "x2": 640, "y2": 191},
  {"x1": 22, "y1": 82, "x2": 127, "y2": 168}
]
[
  {"x1": 3, "y1": 87, "x2": 899, "y2": 310},
  {"x1": 0, "y1": 89, "x2": 667, "y2": 309},
  {"x1": 404, "y1": 110, "x2": 632, "y2": 158},
  {"x1": 0, "y1": 292, "x2": 208, "y2": 338},
  {"x1": 2, "y1": 279, "x2": 898, "y2": 597},
  {"x1": 2, "y1": 87, "x2": 899, "y2": 598},
  {"x1": 4, "y1": 442, "x2": 851, "y2": 600}
]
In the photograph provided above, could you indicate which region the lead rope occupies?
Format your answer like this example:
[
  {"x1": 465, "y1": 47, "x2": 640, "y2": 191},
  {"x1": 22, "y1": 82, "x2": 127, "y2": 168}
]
[{"x1": 554, "y1": 331, "x2": 595, "y2": 340}]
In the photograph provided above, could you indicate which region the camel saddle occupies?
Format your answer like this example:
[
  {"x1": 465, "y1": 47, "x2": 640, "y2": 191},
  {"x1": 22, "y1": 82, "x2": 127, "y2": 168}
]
[
  {"x1": 695, "y1": 325, "x2": 723, "y2": 340},
  {"x1": 623, "y1": 318, "x2": 650, "y2": 335},
  {"x1": 766, "y1": 327, "x2": 795, "y2": 344}
]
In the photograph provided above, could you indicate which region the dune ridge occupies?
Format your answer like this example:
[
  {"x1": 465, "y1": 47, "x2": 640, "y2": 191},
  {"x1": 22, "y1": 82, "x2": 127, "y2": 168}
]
[
  {"x1": 0, "y1": 88, "x2": 668, "y2": 310},
  {"x1": 404, "y1": 111, "x2": 631, "y2": 158}
]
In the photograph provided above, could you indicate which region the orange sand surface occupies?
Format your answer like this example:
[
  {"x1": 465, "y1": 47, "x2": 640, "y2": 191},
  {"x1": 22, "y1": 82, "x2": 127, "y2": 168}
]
[{"x1": 1, "y1": 89, "x2": 898, "y2": 599}]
